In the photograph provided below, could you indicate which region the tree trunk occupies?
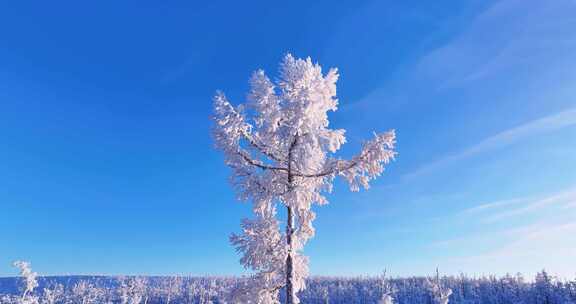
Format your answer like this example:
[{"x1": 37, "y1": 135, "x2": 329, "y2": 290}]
[
  {"x1": 285, "y1": 135, "x2": 298, "y2": 304},
  {"x1": 286, "y1": 205, "x2": 294, "y2": 304}
]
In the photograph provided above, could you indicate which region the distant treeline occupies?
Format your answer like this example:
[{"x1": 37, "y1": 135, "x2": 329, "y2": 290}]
[{"x1": 1, "y1": 271, "x2": 575, "y2": 303}]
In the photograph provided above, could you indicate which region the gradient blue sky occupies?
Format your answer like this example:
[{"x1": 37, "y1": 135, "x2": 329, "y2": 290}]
[{"x1": 1, "y1": 0, "x2": 575, "y2": 278}]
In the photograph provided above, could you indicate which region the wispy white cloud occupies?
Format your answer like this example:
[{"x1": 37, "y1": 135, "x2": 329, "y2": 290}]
[
  {"x1": 428, "y1": 185, "x2": 576, "y2": 277},
  {"x1": 383, "y1": 0, "x2": 576, "y2": 181},
  {"x1": 408, "y1": 219, "x2": 576, "y2": 278},
  {"x1": 432, "y1": 187, "x2": 575, "y2": 239},
  {"x1": 453, "y1": 221, "x2": 576, "y2": 278},
  {"x1": 482, "y1": 188, "x2": 576, "y2": 222},
  {"x1": 346, "y1": 0, "x2": 576, "y2": 112},
  {"x1": 403, "y1": 107, "x2": 576, "y2": 180},
  {"x1": 415, "y1": 0, "x2": 576, "y2": 89},
  {"x1": 459, "y1": 197, "x2": 527, "y2": 215}
]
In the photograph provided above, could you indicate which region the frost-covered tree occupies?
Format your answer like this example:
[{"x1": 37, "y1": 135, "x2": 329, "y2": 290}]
[
  {"x1": 378, "y1": 294, "x2": 394, "y2": 304},
  {"x1": 427, "y1": 270, "x2": 452, "y2": 304},
  {"x1": 118, "y1": 276, "x2": 148, "y2": 304},
  {"x1": 13, "y1": 260, "x2": 39, "y2": 304},
  {"x1": 378, "y1": 270, "x2": 396, "y2": 304},
  {"x1": 213, "y1": 54, "x2": 397, "y2": 304},
  {"x1": 160, "y1": 276, "x2": 182, "y2": 304},
  {"x1": 40, "y1": 283, "x2": 64, "y2": 304},
  {"x1": 69, "y1": 280, "x2": 105, "y2": 304}
]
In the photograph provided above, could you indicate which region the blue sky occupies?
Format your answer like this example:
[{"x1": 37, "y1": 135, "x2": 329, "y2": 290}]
[{"x1": 1, "y1": 0, "x2": 575, "y2": 278}]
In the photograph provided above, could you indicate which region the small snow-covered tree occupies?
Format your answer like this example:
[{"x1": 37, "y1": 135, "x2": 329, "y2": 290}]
[
  {"x1": 213, "y1": 54, "x2": 397, "y2": 304},
  {"x1": 161, "y1": 276, "x2": 182, "y2": 304},
  {"x1": 118, "y1": 276, "x2": 148, "y2": 304},
  {"x1": 40, "y1": 283, "x2": 64, "y2": 304},
  {"x1": 427, "y1": 269, "x2": 452, "y2": 304},
  {"x1": 378, "y1": 270, "x2": 395, "y2": 304},
  {"x1": 13, "y1": 260, "x2": 39, "y2": 304},
  {"x1": 379, "y1": 293, "x2": 394, "y2": 304},
  {"x1": 69, "y1": 280, "x2": 105, "y2": 304}
]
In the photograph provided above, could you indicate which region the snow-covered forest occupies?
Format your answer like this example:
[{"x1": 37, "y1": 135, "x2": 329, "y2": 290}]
[{"x1": 1, "y1": 262, "x2": 575, "y2": 304}]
